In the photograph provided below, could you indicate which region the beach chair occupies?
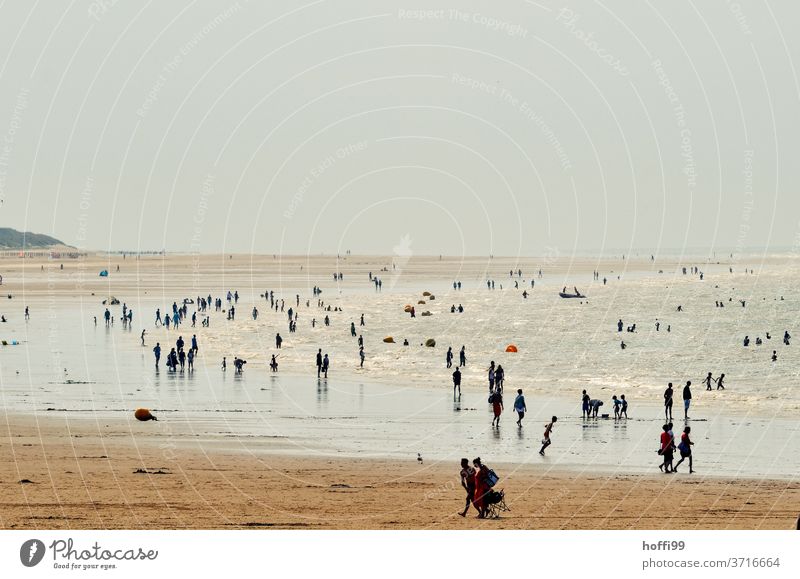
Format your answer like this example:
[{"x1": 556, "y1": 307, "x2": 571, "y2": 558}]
[{"x1": 485, "y1": 489, "x2": 509, "y2": 519}]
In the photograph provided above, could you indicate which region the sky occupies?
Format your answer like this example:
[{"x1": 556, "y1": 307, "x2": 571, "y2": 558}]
[{"x1": 0, "y1": 0, "x2": 798, "y2": 257}]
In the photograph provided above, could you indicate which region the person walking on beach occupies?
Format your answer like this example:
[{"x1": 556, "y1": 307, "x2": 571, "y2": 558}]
[
  {"x1": 487, "y1": 361, "x2": 496, "y2": 392},
  {"x1": 270, "y1": 354, "x2": 278, "y2": 372},
  {"x1": 322, "y1": 353, "x2": 330, "y2": 378},
  {"x1": 153, "y1": 343, "x2": 161, "y2": 368},
  {"x1": 221, "y1": 357, "x2": 227, "y2": 371},
  {"x1": 514, "y1": 389, "x2": 526, "y2": 427},
  {"x1": 539, "y1": 417, "x2": 556, "y2": 455},
  {"x1": 446, "y1": 347, "x2": 453, "y2": 368},
  {"x1": 458, "y1": 459, "x2": 476, "y2": 517},
  {"x1": 141, "y1": 329, "x2": 146, "y2": 346},
  {"x1": 704, "y1": 372, "x2": 714, "y2": 391},
  {"x1": 490, "y1": 389, "x2": 503, "y2": 427},
  {"x1": 316, "y1": 349, "x2": 323, "y2": 377},
  {"x1": 682, "y1": 381, "x2": 692, "y2": 419},
  {"x1": 459, "y1": 346, "x2": 466, "y2": 367},
  {"x1": 495, "y1": 365, "x2": 504, "y2": 392},
  {"x1": 276, "y1": 333, "x2": 283, "y2": 349},
  {"x1": 612, "y1": 395, "x2": 621, "y2": 419},
  {"x1": 472, "y1": 458, "x2": 490, "y2": 519},
  {"x1": 350, "y1": 322, "x2": 356, "y2": 337},
  {"x1": 716, "y1": 373, "x2": 725, "y2": 390},
  {"x1": 620, "y1": 394, "x2": 628, "y2": 418},
  {"x1": 452, "y1": 367, "x2": 462, "y2": 397},
  {"x1": 187, "y1": 348, "x2": 194, "y2": 372},
  {"x1": 155, "y1": 309, "x2": 161, "y2": 327},
  {"x1": 664, "y1": 383, "x2": 674, "y2": 421},
  {"x1": 659, "y1": 424, "x2": 674, "y2": 473},
  {"x1": 359, "y1": 346, "x2": 365, "y2": 368},
  {"x1": 582, "y1": 390, "x2": 591, "y2": 419},
  {"x1": 674, "y1": 426, "x2": 694, "y2": 473}
]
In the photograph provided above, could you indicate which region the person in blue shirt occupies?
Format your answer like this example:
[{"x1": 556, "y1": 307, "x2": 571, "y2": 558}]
[{"x1": 514, "y1": 389, "x2": 527, "y2": 427}]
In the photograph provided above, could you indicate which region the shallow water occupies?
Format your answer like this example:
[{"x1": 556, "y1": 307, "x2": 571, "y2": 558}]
[
  {"x1": 2, "y1": 255, "x2": 799, "y2": 480},
  {"x1": 3, "y1": 359, "x2": 798, "y2": 480}
]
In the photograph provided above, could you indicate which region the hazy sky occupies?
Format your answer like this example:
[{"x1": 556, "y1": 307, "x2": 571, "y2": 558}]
[{"x1": 0, "y1": 0, "x2": 798, "y2": 256}]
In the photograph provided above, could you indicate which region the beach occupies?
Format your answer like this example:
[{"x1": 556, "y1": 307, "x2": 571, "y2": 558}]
[
  {"x1": 1, "y1": 253, "x2": 799, "y2": 529},
  {"x1": 2, "y1": 413, "x2": 799, "y2": 530}
]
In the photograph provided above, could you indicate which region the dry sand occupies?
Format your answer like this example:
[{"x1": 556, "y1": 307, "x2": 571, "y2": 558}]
[{"x1": 1, "y1": 413, "x2": 798, "y2": 530}]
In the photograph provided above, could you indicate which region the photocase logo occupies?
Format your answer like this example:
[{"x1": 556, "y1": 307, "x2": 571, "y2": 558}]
[{"x1": 20, "y1": 539, "x2": 46, "y2": 567}]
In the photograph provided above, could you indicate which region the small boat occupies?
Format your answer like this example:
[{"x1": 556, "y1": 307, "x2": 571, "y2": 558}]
[{"x1": 559, "y1": 292, "x2": 585, "y2": 298}]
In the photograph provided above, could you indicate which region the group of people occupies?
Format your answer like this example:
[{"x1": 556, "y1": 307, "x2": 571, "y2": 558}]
[{"x1": 152, "y1": 334, "x2": 199, "y2": 373}]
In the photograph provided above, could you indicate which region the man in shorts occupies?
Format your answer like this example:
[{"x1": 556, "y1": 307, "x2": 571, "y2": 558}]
[
  {"x1": 539, "y1": 416, "x2": 557, "y2": 455},
  {"x1": 458, "y1": 458, "x2": 476, "y2": 517}
]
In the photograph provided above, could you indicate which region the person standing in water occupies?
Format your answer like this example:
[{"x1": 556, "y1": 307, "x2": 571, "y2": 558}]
[
  {"x1": 446, "y1": 347, "x2": 453, "y2": 368},
  {"x1": 322, "y1": 353, "x2": 330, "y2": 378},
  {"x1": 620, "y1": 394, "x2": 628, "y2": 418},
  {"x1": 459, "y1": 346, "x2": 466, "y2": 367},
  {"x1": 682, "y1": 381, "x2": 692, "y2": 419},
  {"x1": 716, "y1": 373, "x2": 725, "y2": 390},
  {"x1": 359, "y1": 346, "x2": 365, "y2": 368},
  {"x1": 452, "y1": 367, "x2": 462, "y2": 397},
  {"x1": 490, "y1": 389, "x2": 503, "y2": 427},
  {"x1": 153, "y1": 343, "x2": 161, "y2": 368},
  {"x1": 704, "y1": 372, "x2": 714, "y2": 391},
  {"x1": 539, "y1": 417, "x2": 556, "y2": 455},
  {"x1": 316, "y1": 349, "x2": 323, "y2": 377},
  {"x1": 664, "y1": 383, "x2": 674, "y2": 421},
  {"x1": 581, "y1": 390, "x2": 590, "y2": 419},
  {"x1": 514, "y1": 389, "x2": 526, "y2": 427}
]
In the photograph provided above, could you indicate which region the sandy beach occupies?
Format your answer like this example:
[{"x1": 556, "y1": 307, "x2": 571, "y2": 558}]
[
  {"x1": 2, "y1": 413, "x2": 798, "y2": 530},
  {"x1": 1, "y1": 253, "x2": 799, "y2": 529}
]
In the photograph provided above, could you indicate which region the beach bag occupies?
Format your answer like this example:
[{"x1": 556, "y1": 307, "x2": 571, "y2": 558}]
[
  {"x1": 486, "y1": 468, "x2": 499, "y2": 487},
  {"x1": 677, "y1": 441, "x2": 688, "y2": 453}
]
